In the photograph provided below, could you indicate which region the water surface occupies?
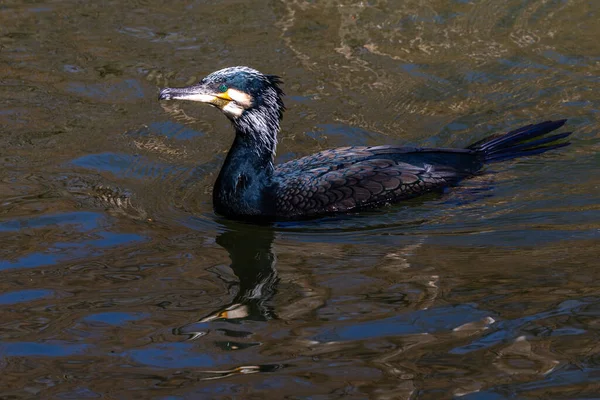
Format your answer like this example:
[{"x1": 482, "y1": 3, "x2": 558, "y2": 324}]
[{"x1": 1, "y1": 0, "x2": 599, "y2": 398}]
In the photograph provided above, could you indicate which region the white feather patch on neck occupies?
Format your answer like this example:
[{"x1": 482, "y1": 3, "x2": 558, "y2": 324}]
[{"x1": 222, "y1": 101, "x2": 245, "y2": 118}]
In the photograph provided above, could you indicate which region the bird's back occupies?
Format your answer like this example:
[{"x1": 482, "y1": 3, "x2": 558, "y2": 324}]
[{"x1": 273, "y1": 145, "x2": 484, "y2": 219}]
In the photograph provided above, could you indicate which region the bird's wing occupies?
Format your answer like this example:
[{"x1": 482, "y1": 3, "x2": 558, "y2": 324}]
[
  {"x1": 276, "y1": 146, "x2": 375, "y2": 174},
  {"x1": 274, "y1": 156, "x2": 466, "y2": 218},
  {"x1": 276, "y1": 145, "x2": 480, "y2": 174}
]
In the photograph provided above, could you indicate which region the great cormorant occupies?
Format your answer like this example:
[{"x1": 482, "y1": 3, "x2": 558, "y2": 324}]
[{"x1": 159, "y1": 66, "x2": 571, "y2": 221}]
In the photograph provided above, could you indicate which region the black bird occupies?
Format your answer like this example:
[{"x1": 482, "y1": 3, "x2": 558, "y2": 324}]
[{"x1": 159, "y1": 66, "x2": 572, "y2": 221}]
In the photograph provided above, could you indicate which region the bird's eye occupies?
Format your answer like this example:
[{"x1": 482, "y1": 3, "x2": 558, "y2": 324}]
[{"x1": 218, "y1": 84, "x2": 228, "y2": 93}]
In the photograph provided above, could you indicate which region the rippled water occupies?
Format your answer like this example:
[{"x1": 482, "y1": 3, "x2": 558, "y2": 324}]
[{"x1": 1, "y1": 0, "x2": 600, "y2": 398}]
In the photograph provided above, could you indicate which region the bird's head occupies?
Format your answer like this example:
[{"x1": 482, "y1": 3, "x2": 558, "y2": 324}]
[{"x1": 159, "y1": 66, "x2": 284, "y2": 124}]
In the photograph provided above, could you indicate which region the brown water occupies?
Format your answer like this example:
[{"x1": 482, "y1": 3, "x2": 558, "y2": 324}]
[{"x1": 1, "y1": 0, "x2": 600, "y2": 398}]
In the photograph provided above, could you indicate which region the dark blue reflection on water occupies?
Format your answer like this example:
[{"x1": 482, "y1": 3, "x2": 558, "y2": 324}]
[
  {"x1": 462, "y1": 365, "x2": 600, "y2": 399},
  {"x1": 0, "y1": 211, "x2": 99, "y2": 232},
  {"x1": 0, "y1": 342, "x2": 88, "y2": 357},
  {"x1": 0, "y1": 231, "x2": 143, "y2": 271},
  {"x1": 124, "y1": 343, "x2": 220, "y2": 368},
  {"x1": 451, "y1": 299, "x2": 593, "y2": 354},
  {"x1": 71, "y1": 153, "x2": 187, "y2": 179},
  {"x1": 0, "y1": 289, "x2": 53, "y2": 305},
  {"x1": 0, "y1": 211, "x2": 144, "y2": 270},
  {"x1": 84, "y1": 312, "x2": 148, "y2": 326},
  {"x1": 310, "y1": 304, "x2": 492, "y2": 342}
]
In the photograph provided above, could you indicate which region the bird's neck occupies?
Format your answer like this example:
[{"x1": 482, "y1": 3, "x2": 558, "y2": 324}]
[
  {"x1": 233, "y1": 106, "x2": 280, "y2": 161},
  {"x1": 213, "y1": 108, "x2": 280, "y2": 219}
]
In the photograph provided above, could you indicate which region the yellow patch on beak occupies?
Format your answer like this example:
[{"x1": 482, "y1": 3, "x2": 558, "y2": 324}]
[{"x1": 216, "y1": 91, "x2": 232, "y2": 101}]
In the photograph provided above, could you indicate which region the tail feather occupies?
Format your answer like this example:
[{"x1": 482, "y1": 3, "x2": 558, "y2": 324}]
[
  {"x1": 487, "y1": 132, "x2": 572, "y2": 156},
  {"x1": 485, "y1": 142, "x2": 570, "y2": 163},
  {"x1": 468, "y1": 119, "x2": 571, "y2": 163}
]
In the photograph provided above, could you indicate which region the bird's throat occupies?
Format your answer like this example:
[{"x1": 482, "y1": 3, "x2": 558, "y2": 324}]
[
  {"x1": 213, "y1": 129, "x2": 276, "y2": 218},
  {"x1": 232, "y1": 107, "x2": 280, "y2": 160}
]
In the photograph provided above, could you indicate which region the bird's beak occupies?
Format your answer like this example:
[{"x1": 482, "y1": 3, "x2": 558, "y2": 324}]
[{"x1": 158, "y1": 84, "x2": 231, "y2": 106}]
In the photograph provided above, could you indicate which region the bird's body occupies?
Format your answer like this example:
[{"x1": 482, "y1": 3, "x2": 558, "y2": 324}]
[
  {"x1": 272, "y1": 146, "x2": 480, "y2": 219},
  {"x1": 159, "y1": 66, "x2": 571, "y2": 222}
]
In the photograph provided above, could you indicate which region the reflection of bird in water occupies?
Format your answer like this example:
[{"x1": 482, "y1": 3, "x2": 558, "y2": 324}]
[
  {"x1": 159, "y1": 66, "x2": 572, "y2": 222},
  {"x1": 202, "y1": 225, "x2": 279, "y2": 322},
  {"x1": 175, "y1": 224, "x2": 279, "y2": 340}
]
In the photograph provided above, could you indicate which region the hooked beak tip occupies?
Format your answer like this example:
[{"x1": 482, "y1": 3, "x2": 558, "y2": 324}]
[{"x1": 158, "y1": 88, "x2": 172, "y2": 101}]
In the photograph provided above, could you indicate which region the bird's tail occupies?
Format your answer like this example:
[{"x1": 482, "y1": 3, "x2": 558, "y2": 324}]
[{"x1": 467, "y1": 119, "x2": 572, "y2": 163}]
